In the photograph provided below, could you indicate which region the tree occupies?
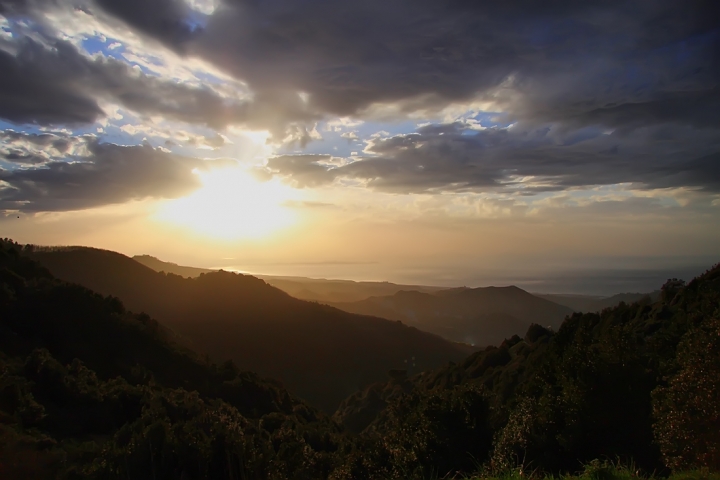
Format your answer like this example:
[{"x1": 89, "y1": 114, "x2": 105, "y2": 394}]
[{"x1": 653, "y1": 317, "x2": 720, "y2": 471}]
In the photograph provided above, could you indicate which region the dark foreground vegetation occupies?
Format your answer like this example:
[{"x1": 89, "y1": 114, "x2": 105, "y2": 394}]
[{"x1": 1, "y1": 238, "x2": 718, "y2": 479}]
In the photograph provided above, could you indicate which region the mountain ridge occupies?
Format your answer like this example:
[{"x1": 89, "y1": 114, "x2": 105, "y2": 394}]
[
  {"x1": 133, "y1": 254, "x2": 449, "y2": 302},
  {"x1": 329, "y1": 285, "x2": 573, "y2": 347},
  {"x1": 135, "y1": 254, "x2": 660, "y2": 313},
  {"x1": 27, "y1": 245, "x2": 473, "y2": 412}
]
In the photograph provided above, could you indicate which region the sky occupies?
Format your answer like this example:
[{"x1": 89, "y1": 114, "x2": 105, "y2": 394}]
[{"x1": 0, "y1": 0, "x2": 719, "y2": 294}]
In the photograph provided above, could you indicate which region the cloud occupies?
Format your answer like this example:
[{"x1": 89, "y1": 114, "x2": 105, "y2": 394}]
[
  {"x1": 341, "y1": 131, "x2": 358, "y2": 142},
  {"x1": 1, "y1": 130, "x2": 82, "y2": 153},
  {"x1": 2, "y1": 0, "x2": 719, "y2": 198},
  {"x1": 188, "y1": 0, "x2": 720, "y2": 128},
  {"x1": 266, "y1": 154, "x2": 336, "y2": 188},
  {"x1": 0, "y1": 136, "x2": 207, "y2": 211},
  {"x1": 4, "y1": 0, "x2": 719, "y2": 138},
  {"x1": 183, "y1": 0, "x2": 218, "y2": 16},
  {"x1": 93, "y1": 0, "x2": 196, "y2": 52},
  {"x1": 0, "y1": 40, "x2": 106, "y2": 125},
  {"x1": 1, "y1": 152, "x2": 48, "y2": 164},
  {"x1": 0, "y1": 0, "x2": 57, "y2": 16},
  {"x1": 0, "y1": 130, "x2": 89, "y2": 165},
  {"x1": 266, "y1": 121, "x2": 720, "y2": 194},
  {"x1": 0, "y1": 34, "x2": 256, "y2": 129},
  {"x1": 282, "y1": 200, "x2": 337, "y2": 209},
  {"x1": 1, "y1": 0, "x2": 195, "y2": 50}
]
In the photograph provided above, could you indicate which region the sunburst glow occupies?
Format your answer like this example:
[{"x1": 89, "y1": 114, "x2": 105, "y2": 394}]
[{"x1": 155, "y1": 167, "x2": 300, "y2": 239}]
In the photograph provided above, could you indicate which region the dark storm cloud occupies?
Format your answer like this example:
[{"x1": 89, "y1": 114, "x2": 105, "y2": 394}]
[
  {"x1": 266, "y1": 122, "x2": 720, "y2": 194},
  {"x1": 2, "y1": 0, "x2": 718, "y2": 130},
  {"x1": 0, "y1": 42, "x2": 105, "y2": 125},
  {"x1": 0, "y1": 36, "x2": 254, "y2": 128},
  {"x1": 649, "y1": 152, "x2": 720, "y2": 193},
  {"x1": 1, "y1": 0, "x2": 194, "y2": 52},
  {"x1": 4, "y1": 0, "x2": 719, "y2": 132},
  {"x1": 94, "y1": 0, "x2": 196, "y2": 51},
  {"x1": 1, "y1": 152, "x2": 48, "y2": 164},
  {"x1": 190, "y1": 0, "x2": 720, "y2": 126},
  {"x1": 0, "y1": 139, "x2": 204, "y2": 211},
  {"x1": 502, "y1": 35, "x2": 720, "y2": 129},
  {"x1": 0, "y1": 0, "x2": 57, "y2": 15}
]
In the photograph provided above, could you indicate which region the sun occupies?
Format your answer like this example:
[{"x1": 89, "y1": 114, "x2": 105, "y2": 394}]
[{"x1": 155, "y1": 166, "x2": 300, "y2": 240}]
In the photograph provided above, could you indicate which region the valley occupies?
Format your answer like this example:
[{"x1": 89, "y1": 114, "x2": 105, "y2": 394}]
[{"x1": 1, "y1": 239, "x2": 716, "y2": 478}]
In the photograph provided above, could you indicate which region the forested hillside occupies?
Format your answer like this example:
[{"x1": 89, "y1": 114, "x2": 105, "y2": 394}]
[
  {"x1": 0, "y1": 239, "x2": 342, "y2": 479},
  {"x1": 26, "y1": 246, "x2": 472, "y2": 412},
  {"x1": 332, "y1": 271, "x2": 719, "y2": 477},
  {"x1": 2, "y1": 239, "x2": 717, "y2": 479}
]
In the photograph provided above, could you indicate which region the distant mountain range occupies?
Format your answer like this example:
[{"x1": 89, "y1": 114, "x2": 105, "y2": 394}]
[
  {"x1": 133, "y1": 254, "x2": 448, "y2": 302},
  {"x1": 534, "y1": 291, "x2": 661, "y2": 312},
  {"x1": 133, "y1": 254, "x2": 215, "y2": 278},
  {"x1": 28, "y1": 247, "x2": 472, "y2": 412},
  {"x1": 135, "y1": 255, "x2": 659, "y2": 348},
  {"x1": 329, "y1": 287, "x2": 574, "y2": 347}
]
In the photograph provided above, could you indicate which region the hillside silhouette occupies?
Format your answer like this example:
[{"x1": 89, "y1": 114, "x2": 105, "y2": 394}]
[
  {"x1": 134, "y1": 254, "x2": 448, "y2": 303},
  {"x1": 330, "y1": 286, "x2": 573, "y2": 346},
  {"x1": 27, "y1": 246, "x2": 472, "y2": 412},
  {"x1": 257, "y1": 276, "x2": 448, "y2": 303},
  {"x1": 133, "y1": 254, "x2": 215, "y2": 278},
  {"x1": 0, "y1": 239, "x2": 344, "y2": 479},
  {"x1": 135, "y1": 255, "x2": 657, "y2": 317}
]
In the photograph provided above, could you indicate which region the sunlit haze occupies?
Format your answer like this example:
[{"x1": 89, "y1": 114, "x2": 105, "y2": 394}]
[{"x1": 155, "y1": 166, "x2": 300, "y2": 240}]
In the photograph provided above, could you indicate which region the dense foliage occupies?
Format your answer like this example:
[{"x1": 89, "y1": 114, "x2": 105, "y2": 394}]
[
  {"x1": 334, "y1": 267, "x2": 720, "y2": 478},
  {"x1": 0, "y1": 239, "x2": 341, "y2": 479},
  {"x1": 1, "y1": 238, "x2": 718, "y2": 478}
]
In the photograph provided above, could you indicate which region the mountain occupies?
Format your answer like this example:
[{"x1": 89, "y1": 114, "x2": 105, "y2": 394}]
[
  {"x1": 4, "y1": 240, "x2": 717, "y2": 478},
  {"x1": 330, "y1": 267, "x2": 720, "y2": 477},
  {"x1": 0, "y1": 239, "x2": 341, "y2": 479},
  {"x1": 26, "y1": 246, "x2": 472, "y2": 412},
  {"x1": 329, "y1": 286, "x2": 574, "y2": 347},
  {"x1": 133, "y1": 254, "x2": 214, "y2": 277},
  {"x1": 255, "y1": 276, "x2": 449, "y2": 303},
  {"x1": 133, "y1": 254, "x2": 448, "y2": 302},
  {"x1": 535, "y1": 291, "x2": 661, "y2": 313},
  {"x1": 132, "y1": 255, "x2": 662, "y2": 320}
]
